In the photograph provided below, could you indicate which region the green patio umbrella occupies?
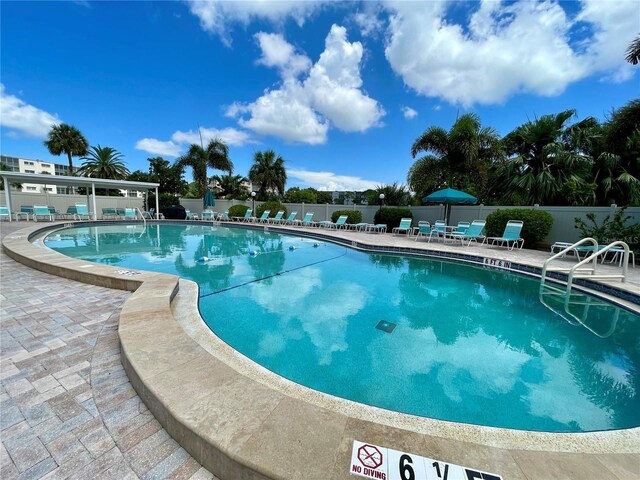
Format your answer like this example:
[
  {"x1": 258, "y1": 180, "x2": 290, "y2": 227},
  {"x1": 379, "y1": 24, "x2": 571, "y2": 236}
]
[
  {"x1": 422, "y1": 188, "x2": 477, "y2": 224},
  {"x1": 203, "y1": 188, "x2": 215, "y2": 209}
]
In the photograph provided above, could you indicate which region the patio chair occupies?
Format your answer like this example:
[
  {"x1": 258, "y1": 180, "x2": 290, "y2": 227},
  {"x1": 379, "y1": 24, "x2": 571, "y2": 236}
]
[
  {"x1": 0, "y1": 206, "x2": 10, "y2": 221},
  {"x1": 414, "y1": 221, "x2": 432, "y2": 241},
  {"x1": 201, "y1": 210, "x2": 216, "y2": 221},
  {"x1": 218, "y1": 210, "x2": 229, "y2": 221},
  {"x1": 426, "y1": 220, "x2": 447, "y2": 243},
  {"x1": 253, "y1": 210, "x2": 271, "y2": 223},
  {"x1": 74, "y1": 204, "x2": 91, "y2": 221},
  {"x1": 294, "y1": 212, "x2": 316, "y2": 227},
  {"x1": 123, "y1": 208, "x2": 138, "y2": 220},
  {"x1": 102, "y1": 207, "x2": 118, "y2": 220},
  {"x1": 267, "y1": 210, "x2": 285, "y2": 224},
  {"x1": 142, "y1": 208, "x2": 155, "y2": 219},
  {"x1": 351, "y1": 222, "x2": 369, "y2": 231},
  {"x1": 48, "y1": 206, "x2": 61, "y2": 220},
  {"x1": 33, "y1": 205, "x2": 54, "y2": 222},
  {"x1": 445, "y1": 221, "x2": 470, "y2": 243},
  {"x1": 185, "y1": 210, "x2": 198, "y2": 220},
  {"x1": 15, "y1": 205, "x2": 33, "y2": 221},
  {"x1": 232, "y1": 209, "x2": 252, "y2": 222},
  {"x1": 392, "y1": 218, "x2": 412, "y2": 236},
  {"x1": 317, "y1": 215, "x2": 348, "y2": 229},
  {"x1": 283, "y1": 212, "x2": 297, "y2": 225},
  {"x1": 116, "y1": 208, "x2": 126, "y2": 219},
  {"x1": 486, "y1": 220, "x2": 524, "y2": 250},
  {"x1": 365, "y1": 223, "x2": 387, "y2": 233},
  {"x1": 449, "y1": 220, "x2": 486, "y2": 247}
]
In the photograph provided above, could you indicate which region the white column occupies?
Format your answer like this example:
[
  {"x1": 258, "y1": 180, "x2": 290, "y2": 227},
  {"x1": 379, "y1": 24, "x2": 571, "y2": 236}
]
[
  {"x1": 91, "y1": 183, "x2": 97, "y2": 220},
  {"x1": 4, "y1": 177, "x2": 12, "y2": 221},
  {"x1": 155, "y1": 188, "x2": 159, "y2": 219}
]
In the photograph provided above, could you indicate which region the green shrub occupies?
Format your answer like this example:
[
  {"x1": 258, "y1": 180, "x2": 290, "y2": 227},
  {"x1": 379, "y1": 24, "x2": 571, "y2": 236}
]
[
  {"x1": 147, "y1": 193, "x2": 180, "y2": 213},
  {"x1": 256, "y1": 200, "x2": 287, "y2": 218},
  {"x1": 485, "y1": 209, "x2": 553, "y2": 247},
  {"x1": 331, "y1": 210, "x2": 362, "y2": 224},
  {"x1": 228, "y1": 204, "x2": 249, "y2": 218},
  {"x1": 574, "y1": 207, "x2": 640, "y2": 254},
  {"x1": 373, "y1": 207, "x2": 413, "y2": 230}
]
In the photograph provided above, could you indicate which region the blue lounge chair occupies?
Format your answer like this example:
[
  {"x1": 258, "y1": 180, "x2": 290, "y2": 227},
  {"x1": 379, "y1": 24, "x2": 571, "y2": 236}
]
[
  {"x1": 352, "y1": 222, "x2": 369, "y2": 231},
  {"x1": 16, "y1": 205, "x2": 33, "y2": 221},
  {"x1": 142, "y1": 208, "x2": 155, "y2": 219},
  {"x1": 449, "y1": 220, "x2": 486, "y2": 246},
  {"x1": 392, "y1": 218, "x2": 412, "y2": 236},
  {"x1": 0, "y1": 206, "x2": 11, "y2": 221},
  {"x1": 366, "y1": 223, "x2": 387, "y2": 233},
  {"x1": 295, "y1": 212, "x2": 316, "y2": 227},
  {"x1": 414, "y1": 221, "x2": 432, "y2": 241},
  {"x1": 268, "y1": 210, "x2": 285, "y2": 224},
  {"x1": 33, "y1": 205, "x2": 54, "y2": 222},
  {"x1": 427, "y1": 220, "x2": 447, "y2": 242},
  {"x1": 102, "y1": 207, "x2": 117, "y2": 219},
  {"x1": 319, "y1": 215, "x2": 348, "y2": 229},
  {"x1": 254, "y1": 210, "x2": 271, "y2": 223},
  {"x1": 232, "y1": 209, "x2": 252, "y2": 222},
  {"x1": 283, "y1": 212, "x2": 297, "y2": 225},
  {"x1": 487, "y1": 220, "x2": 524, "y2": 250},
  {"x1": 201, "y1": 210, "x2": 216, "y2": 221},
  {"x1": 123, "y1": 208, "x2": 138, "y2": 220},
  {"x1": 185, "y1": 210, "x2": 198, "y2": 220},
  {"x1": 74, "y1": 204, "x2": 91, "y2": 220},
  {"x1": 218, "y1": 210, "x2": 229, "y2": 221}
]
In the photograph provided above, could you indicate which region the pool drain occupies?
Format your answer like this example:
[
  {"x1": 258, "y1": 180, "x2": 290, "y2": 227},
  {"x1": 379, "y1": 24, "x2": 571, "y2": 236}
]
[{"x1": 376, "y1": 320, "x2": 396, "y2": 333}]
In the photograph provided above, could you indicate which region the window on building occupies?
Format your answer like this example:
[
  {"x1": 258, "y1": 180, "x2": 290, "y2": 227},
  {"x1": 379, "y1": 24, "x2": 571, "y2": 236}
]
[
  {"x1": 25, "y1": 170, "x2": 35, "y2": 173},
  {"x1": 26, "y1": 186, "x2": 37, "y2": 191},
  {"x1": 41, "y1": 164, "x2": 50, "y2": 168}
]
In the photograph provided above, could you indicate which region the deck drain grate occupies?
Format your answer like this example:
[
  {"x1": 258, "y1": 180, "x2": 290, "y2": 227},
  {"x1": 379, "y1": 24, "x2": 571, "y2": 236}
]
[{"x1": 375, "y1": 320, "x2": 396, "y2": 333}]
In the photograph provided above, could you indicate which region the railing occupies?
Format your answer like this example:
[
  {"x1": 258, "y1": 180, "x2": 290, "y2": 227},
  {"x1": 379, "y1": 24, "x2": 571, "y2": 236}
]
[
  {"x1": 566, "y1": 241, "x2": 630, "y2": 288},
  {"x1": 135, "y1": 207, "x2": 147, "y2": 234}
]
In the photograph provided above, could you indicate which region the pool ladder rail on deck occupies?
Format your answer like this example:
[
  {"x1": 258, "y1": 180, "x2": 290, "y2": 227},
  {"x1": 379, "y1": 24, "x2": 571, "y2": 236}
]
[{"x1": 538, "y1": 238, "x2": 630, "y2": 337}]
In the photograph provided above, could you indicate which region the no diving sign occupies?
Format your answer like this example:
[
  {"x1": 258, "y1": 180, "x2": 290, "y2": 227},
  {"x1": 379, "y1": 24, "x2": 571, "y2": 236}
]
[{"x1": 350, "y1": 440, "x2": 503, "y2": 480}]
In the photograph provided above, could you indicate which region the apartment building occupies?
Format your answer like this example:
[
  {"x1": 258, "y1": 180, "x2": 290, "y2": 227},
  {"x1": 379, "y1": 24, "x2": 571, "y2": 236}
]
[{"x1": 0, "y1": 155, "x2": 142, "y2": 197}]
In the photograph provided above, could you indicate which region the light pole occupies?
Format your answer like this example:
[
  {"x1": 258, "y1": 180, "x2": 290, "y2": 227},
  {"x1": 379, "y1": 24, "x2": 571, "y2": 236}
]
[
  {"x1": 379, "y1": 193, "x2": 385, "y2": 212},
  {"x1": 251, "y1": 191, "x2": 256, "y2": 213}
]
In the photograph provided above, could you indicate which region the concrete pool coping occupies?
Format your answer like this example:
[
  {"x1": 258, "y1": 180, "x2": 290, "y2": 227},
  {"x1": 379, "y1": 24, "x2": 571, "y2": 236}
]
[{"x1": 3, "y1": 220, "x2": 639, "y2": 480}]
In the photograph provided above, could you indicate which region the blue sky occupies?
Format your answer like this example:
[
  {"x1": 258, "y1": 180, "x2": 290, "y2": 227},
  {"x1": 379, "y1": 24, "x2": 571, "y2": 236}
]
[{"x1": 1, "y1": 1, "x2": 638, "y2": 191}]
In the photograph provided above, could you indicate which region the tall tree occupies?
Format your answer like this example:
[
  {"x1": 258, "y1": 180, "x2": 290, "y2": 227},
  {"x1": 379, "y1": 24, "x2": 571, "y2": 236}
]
[
  {"x1": 626, "y1": 34, "x2": 640, "y2": 65},
  {"x1": 176, "y1": 138, "x2": 233, "y2": 198},
  {"x1": 248, "y1": 150, "x2": 287, "y2": 200},
  {"x1": 491, "y1": 110, "x2": 594, "y2": 205},
  {"x1": 78, "y1": 145, "x2": 130, "y2": 196},
  {"x1": 44, "y1": 123, "x2": 89, "y2": 172},
  {"x1": 409, "y1": 113, "x2": 502, "y2": 200},
  {"x1": 212, "y1": 173, "x2": 250, "y2": 200}
]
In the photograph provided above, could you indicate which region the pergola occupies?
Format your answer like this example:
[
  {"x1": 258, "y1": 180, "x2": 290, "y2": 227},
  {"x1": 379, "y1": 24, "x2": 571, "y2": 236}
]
[{"x1": 0, "y1": 172, "x2": 160, "y2": 221}]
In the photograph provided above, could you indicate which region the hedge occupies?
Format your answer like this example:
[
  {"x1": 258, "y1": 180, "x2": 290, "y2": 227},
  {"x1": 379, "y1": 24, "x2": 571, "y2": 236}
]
[
  {"x1": 373, "y1": 207, "x2": 413, "y2": 230},
  {"x1": 228, "y1": 204, "x2": 249, "y2": 218},
  {"x1": 485, "y1": 209, "x2": 553, "y2": 247},
  {"x1": 256, "y1": 201, "x2": 287, "y2": 218},
  {"x1": 331, "y1": 210, "x2": 362, "y2": 224}
]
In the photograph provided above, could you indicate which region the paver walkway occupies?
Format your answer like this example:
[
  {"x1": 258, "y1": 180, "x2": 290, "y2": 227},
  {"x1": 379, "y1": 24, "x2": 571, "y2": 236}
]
[{"x1": 0, "y1": 221, "x2": 216, "y2": 479}]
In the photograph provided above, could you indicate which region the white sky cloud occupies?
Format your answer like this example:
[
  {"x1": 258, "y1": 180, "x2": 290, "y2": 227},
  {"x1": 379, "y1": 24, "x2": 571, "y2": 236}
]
[
  {"x1": 171, "y1": 126, "x2": 252, "y2": 147},
  {"x1": 0, "y1": 84, "x2": 61, "y2": 138},
  {"x1": 228, "y1": 25, "x2": 385, "y2": 144},
  {"x1": 135, "y1": 138, "x2": 182, "y2": 157},
  {"x1": 184, "y1": 0, "x2": 326, "y2": 46},
  {"x1": 383, "y1": 0, "x2": 636, "y2": 106},
  {"x1": 401, "y1": 106, "x2": 418, "y2": 119},
  {"x1": 288, "y1": 168, "x2": 380, "y2": 191}
]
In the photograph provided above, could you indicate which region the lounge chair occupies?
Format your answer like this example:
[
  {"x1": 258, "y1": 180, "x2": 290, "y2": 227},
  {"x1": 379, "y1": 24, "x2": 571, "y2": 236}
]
[
  {"x1": 33, "y1": 205, "x2": 54, "y2": 222},
  {"x1": 414, "y1": 221, "x2": 432, "y2": 241},
  {"x1": 123, "y1": 208, "x2": 138, "y2": 220},
  {"x1": 444, "y1": 221, "x2": 470, "y2": 243},
  {"x1": 232, "y1": 209, "x2": 252, "y2": 222},
  {"x1": 201, "y1": 210, "x2": 216, "y2": 221},
  {"x1": 15, "y1": 205, "x2": 33, "y2": 221},
  {"x1": 449, "y1": 220, "x2": 486, "y2": 246},
  {"x1": 351, "y1": 222, "x2": 369, "y2": 231},
  {"x1": 74, "y1": 204, "x2": 91, "y2": 221},
  {"x1": 486, "y1": 220, "x2": 524, "y2": 250},
  {"x1": 185, "y1": 210, "x2": 198, "y2": 220},
  {"x1": 48, "y1": 206, "x2": 61, "y2": 220},
  {"x1": 254, "y1": 210, "x2": 271, "y2": 223},
  {"x1": 294, "y1": 212, "x2": 316, "y2": 227},
  {"x1": 102, "y1": 208, "x2": 118, "y2": 220},
  {"x1": 142, "y1": 208, "x2": 156, "y2": 219},
  {"x1": 366, "y1": 223, "x2": 387, "y2": 233},
  {"x1": 267, "y1": 210, "x2": 284, "y2": 224},
  {"x1": 0, "y1": 206, "x2": 11, "y2": 221},
  {"x1": 282, "y1": 212, "x2": 297, "y2": 225},
  {"x1": 318, "y1": 215, "x2": 348, "y2": 229},
  {"x1": 392, "y1": 218, "x2": 412, "y2": 236},
  {"x1": 218, "y1": 210, "x2": 229, "y2": 221},
  {"x1": 427, "y1": 220, "x2": 447, "y2": 243}
]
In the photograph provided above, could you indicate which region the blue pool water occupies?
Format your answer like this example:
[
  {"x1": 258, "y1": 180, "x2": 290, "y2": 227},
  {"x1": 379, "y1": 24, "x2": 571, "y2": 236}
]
[{"x1": 44, "y1": 224, "x2": 640, "y2": 432}]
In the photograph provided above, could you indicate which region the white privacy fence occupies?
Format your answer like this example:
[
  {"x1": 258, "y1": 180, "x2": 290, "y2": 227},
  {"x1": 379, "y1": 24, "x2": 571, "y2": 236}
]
[{"x1": 3, "y1": 192, "x2": 638, "y2": 245}]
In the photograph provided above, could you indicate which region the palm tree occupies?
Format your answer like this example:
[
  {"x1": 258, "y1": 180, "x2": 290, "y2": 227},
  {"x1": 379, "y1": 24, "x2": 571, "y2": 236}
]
[
  {"x1": 43, "y1": 123, "x2": 89, "y2": 172},
  {"x1": 491, "y1": 110, "x2": 594, "y2": 205},
  {"x1": 248, "y1": 150, "x2": 287, "y2": 200},
  {"x1": 626, "y1": 34, "x2": 640, "y2": 65},
  {"x1": 409, "y1": 113, "x2": 502, "y2": 200},
  {"x1": 78, "y1": 145, "x2": 130, "y2": 196},
  {"x1": 211, "y1": 173, "x2": 249, "y2": 200},
  {"x1": 176, "y1": 138, "x2": 233, "y2": 198}
]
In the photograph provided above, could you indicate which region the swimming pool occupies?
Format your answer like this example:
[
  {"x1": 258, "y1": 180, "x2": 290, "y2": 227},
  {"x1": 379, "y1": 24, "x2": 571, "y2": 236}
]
[{"x1": 44, "y1": 223, "x2": 640, "y2": 433}]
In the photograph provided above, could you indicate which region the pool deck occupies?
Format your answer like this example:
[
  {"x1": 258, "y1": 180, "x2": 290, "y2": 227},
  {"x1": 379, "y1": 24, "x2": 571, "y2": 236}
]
[{"x1": 2, "y1": 219, "x2": 639, "y2": 480}]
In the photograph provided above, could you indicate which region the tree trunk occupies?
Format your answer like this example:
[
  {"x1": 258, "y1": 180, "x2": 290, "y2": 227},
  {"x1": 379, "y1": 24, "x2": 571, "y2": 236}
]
[{"x1": 67, "y1": 152, "x2": 73, "y2": 172}]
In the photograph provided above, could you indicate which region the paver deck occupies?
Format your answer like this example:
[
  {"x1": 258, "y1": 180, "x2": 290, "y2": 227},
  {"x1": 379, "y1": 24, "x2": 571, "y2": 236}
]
[
  {"x1": 0, "y1": 221, "x2": 216, "y2": 479},
  {"x1": 1, "y1": 219, "x2": 639, "y2": 480}
]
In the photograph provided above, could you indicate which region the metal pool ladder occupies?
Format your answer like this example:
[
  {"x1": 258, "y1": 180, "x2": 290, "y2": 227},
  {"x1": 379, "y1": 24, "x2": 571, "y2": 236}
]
[{"x1": 538, "y1": 238, "x2": 629, "y2": 337}]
